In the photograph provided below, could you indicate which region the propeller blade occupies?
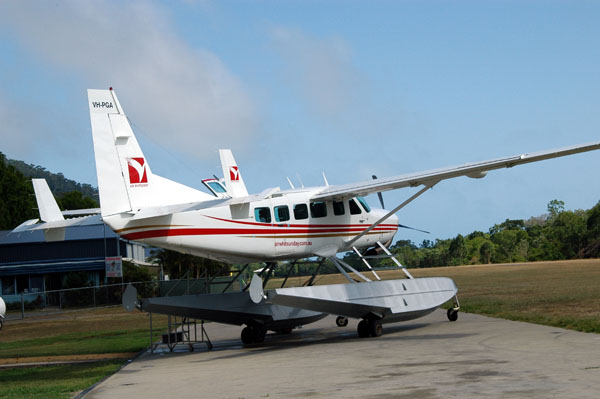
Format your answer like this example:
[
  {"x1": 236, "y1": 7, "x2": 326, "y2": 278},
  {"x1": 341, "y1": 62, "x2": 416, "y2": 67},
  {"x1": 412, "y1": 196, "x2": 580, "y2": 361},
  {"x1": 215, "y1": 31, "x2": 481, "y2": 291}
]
[
  {"x1": 398, "y1": 224, "x2": 430, "y2": 234},
  {"x1": 372, "y1": 175, "x2": 385, "y2": 208}
]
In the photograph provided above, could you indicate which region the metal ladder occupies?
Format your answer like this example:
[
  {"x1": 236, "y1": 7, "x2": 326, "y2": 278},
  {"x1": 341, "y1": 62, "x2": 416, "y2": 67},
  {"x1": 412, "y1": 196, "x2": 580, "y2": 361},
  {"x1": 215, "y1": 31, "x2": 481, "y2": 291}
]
[{"x1": 352, "y1": 241, "x2": 414, "y2": 280}]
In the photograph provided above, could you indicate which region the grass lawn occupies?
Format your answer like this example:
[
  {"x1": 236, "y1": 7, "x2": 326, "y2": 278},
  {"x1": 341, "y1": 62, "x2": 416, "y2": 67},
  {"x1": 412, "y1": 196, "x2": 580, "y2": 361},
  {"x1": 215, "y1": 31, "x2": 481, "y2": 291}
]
[
  {"x1": 0, "y1": 307, "x2": 167, "y2": 398},
  {"x1": 0, "y1": 360, "x2": 123, "y2": 399},
  {"x1": 0, "y1": 307, "x2": 167, "y2": 358}
]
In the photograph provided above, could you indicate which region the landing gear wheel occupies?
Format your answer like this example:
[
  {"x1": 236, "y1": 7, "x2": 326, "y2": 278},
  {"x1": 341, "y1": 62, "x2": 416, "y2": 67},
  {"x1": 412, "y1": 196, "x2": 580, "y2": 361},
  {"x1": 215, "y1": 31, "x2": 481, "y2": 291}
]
[
  {"x1": 447, "y1": 308, "x2": 459, "y2": 322},
  {"x1": 336, "y1": 316, "x2": 349, "y2": 327},
  {"x1": 368, "y1": 319, "x2": 383, "y2": 337},
  {"x1": 253, "y1": 326, "x2": 266, "y2": 343},
  {"x1": 357, "y1": 320, "x2": 370, "y2": 338},
  {"x1": 241, "y1": 326, "x2": 254, "y2": 344}
]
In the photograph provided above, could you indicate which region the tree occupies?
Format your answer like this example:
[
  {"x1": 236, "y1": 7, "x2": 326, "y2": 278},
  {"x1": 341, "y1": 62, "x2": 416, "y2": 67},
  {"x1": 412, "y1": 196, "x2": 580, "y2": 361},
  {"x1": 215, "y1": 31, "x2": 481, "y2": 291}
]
[
  {"x1": 448, "y1": 234, "x2": 466, "y2": 266},
  {"x1": 58, "y1": 191, "x2": 99, "y2": 210},
  {"x1": 0, "y1": 152, "x2": 37, "y2": 229},
  {"x1": 149, "y1": 248, "x2": 229, "y2": 279},
  {"x1": 547, "y1": 199, "x2": 565, "y2": 218},
  {"x1": 479, "y1": 241, "x2": 494, "y2": 264}
]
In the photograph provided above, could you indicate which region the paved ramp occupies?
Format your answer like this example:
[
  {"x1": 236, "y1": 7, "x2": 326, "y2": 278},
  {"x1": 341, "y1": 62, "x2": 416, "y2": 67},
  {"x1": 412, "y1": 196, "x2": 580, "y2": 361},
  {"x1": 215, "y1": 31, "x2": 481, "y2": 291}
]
[{"x1": 84, "y1": 310, "x2": 600, "y2": 398}]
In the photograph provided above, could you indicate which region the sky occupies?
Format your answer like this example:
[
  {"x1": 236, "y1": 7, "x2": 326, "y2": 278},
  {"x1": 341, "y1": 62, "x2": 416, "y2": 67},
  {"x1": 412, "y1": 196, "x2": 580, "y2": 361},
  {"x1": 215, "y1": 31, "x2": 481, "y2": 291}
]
[{"x1": 0, "y1": 0, "x2": 599, "y2": 244}]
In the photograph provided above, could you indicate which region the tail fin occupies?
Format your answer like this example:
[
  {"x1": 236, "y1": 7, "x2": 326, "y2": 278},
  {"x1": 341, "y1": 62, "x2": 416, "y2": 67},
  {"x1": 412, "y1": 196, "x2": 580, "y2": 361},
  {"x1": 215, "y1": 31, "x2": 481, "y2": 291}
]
[
  {"x1": 219, "y1": 149, "x2": 249, "y2": 197},
  {"x1": 32, "y1": 179, "x2": 64, "y2": 222},
  {"x1": 88, "y1": 89, "x2": 211, "y2": 217}
]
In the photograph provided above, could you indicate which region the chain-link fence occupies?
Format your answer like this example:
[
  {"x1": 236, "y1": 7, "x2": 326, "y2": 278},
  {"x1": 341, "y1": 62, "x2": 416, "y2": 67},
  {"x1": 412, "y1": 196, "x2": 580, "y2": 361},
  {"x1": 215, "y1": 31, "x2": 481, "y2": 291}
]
[{"x1": 2, "y1": 274, "x2": 243, "y2": 321}]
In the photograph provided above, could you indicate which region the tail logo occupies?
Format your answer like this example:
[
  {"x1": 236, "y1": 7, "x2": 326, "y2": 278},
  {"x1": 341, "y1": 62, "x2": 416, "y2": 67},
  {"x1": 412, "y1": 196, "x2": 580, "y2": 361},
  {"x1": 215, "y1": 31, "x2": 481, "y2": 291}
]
[
  {"x1": 229, "y1": 166, "x2": 240, "y2": 181},
  {"x1": 127, "y1": 158, "x2": 148, "y2": 185}
]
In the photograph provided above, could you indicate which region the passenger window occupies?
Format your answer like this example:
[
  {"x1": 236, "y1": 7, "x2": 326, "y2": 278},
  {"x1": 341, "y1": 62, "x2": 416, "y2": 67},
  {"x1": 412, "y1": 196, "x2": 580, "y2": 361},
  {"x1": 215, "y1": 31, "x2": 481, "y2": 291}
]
[
  {"x1": 293, "y1": 204, "x2": 308, "y2": 220},
  {"x1": 349, "y1": 199, "x2": 362, "y2": 215},
  {"x1": 333, "y1": 200, "x2": 345, "y2": 216},
  {"x1": 310, "y1": 202, "x2": 327, "y2": 218},
  {"x1": 357, "y1": 197, "x2": 371, "y2": 212},
  {"x1": 274, "y1": 205, "x2": 290, "y2": 222},
  {"x1": 254, "y1": 207, "x2": 271, "y2": 223}
]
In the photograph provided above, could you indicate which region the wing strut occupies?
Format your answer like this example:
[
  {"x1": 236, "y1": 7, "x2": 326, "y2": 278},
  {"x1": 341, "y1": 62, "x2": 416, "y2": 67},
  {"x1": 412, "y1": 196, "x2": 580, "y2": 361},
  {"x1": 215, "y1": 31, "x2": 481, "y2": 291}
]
[
  {"x1": 329, "y1": 257, "x2": 371, "y2": 283},
  {"x1": 345, "y1": 181, "x2": 438, "y2": 248}
]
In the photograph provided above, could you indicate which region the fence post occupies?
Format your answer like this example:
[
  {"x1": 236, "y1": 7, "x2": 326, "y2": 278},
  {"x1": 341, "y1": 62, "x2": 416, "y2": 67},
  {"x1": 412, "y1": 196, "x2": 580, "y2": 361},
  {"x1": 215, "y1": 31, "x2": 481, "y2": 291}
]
[
  {"x1": 93, "y1": 287, "x2": 96, "y2": 308},
  {"x1": 21, "y1": 293, "x2": 25, "y2": 319},
  {"x1": 59, "y1": 290, "x2": 62, "y2": 310}
]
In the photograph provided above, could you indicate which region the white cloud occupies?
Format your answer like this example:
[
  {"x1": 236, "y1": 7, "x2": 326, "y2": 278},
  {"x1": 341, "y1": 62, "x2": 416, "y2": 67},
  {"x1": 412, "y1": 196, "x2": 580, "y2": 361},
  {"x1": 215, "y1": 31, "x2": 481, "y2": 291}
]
[
  {"x1": 270, "y1": 26, "x2": 364, "y2": 125},
  {"x1": 0, "y1": 0, "x2": 258, "y2": 160}
]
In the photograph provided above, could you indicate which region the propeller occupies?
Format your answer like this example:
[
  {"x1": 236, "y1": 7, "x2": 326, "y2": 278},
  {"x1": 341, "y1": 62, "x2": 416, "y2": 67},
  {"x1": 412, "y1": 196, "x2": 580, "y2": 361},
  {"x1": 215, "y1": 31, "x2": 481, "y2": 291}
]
[
  {"x1": 371, "y1": 175, "x2": 429, "y2": 234},
  {"x1": 371, "y1": 175, "x2": 385, "y2": 208}
]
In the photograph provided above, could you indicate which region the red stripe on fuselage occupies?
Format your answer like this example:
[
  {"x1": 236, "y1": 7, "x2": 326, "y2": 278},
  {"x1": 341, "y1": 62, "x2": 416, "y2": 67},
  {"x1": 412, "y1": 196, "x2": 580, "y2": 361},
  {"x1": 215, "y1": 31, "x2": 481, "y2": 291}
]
[{"x1": 122, "y1": 226, "x2": 397, "y2": 241}]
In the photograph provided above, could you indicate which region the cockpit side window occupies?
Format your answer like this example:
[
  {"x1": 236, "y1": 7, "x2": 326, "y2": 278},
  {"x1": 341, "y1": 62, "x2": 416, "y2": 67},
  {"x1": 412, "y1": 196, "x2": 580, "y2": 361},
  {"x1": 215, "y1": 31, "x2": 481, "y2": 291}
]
[
  {"x1": 254, "y1": 207, "x2": 271, "y2": 223},
  {"x1": 349, "y1": 199, "x2": 362, "y2": 215},
  {"x1": 357, "y1": 197, "x2": 371, "y2": 212}
]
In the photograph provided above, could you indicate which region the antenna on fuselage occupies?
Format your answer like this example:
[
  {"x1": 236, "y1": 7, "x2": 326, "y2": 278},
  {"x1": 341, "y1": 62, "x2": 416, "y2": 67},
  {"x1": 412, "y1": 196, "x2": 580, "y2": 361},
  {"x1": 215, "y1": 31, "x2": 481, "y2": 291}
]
[
  {"x1": 286, "y1": 177, "x2": 295, "y2": 189},
  {"x1": 296, "y1": 174, "x2": 305, "y2": 188},
  {"x1": 322, "y1": 172, "x2": 329, "y2": 187}
]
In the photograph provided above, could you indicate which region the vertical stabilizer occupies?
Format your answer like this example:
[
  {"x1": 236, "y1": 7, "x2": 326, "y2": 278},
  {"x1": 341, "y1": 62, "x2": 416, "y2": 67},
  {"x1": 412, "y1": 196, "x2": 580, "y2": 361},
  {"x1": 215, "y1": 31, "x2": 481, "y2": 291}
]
[
  {"x1": 219, "y1": 149, "x2": 249, "y2": 197},
  {"x1": 32, "y1": 179, "x2": 64, "y2": 222},
  {"x1": 88, "y1": 88, "x2": 212, "y2": 217}
]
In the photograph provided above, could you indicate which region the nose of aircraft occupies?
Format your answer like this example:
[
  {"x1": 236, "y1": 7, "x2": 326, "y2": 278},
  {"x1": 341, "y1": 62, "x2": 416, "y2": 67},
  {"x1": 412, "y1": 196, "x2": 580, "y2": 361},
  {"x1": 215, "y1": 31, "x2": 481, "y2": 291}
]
[
  {"x1": 371, "y1": 209, "x2": 399, "y2": 242},
  {"x1": 389, "y1": 213, "x2": 399, "y2": 237}
]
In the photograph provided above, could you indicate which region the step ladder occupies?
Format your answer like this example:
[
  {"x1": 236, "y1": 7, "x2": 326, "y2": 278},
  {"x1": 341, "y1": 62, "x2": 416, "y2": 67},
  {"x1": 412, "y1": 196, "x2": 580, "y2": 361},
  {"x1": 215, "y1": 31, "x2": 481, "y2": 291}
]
[{"x1": 352, "y1": 241, "x2": 414, "y2": 280}]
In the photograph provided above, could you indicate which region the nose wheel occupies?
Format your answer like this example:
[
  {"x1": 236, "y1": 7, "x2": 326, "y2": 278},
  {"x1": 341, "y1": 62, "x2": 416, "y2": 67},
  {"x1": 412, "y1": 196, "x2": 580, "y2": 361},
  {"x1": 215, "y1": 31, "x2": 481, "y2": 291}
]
[
  {"x1": 447, "y1": 308, "x2": 459, "y2": 321},
  {"x1": 447, "y1": 295, "x2": 460, "y2": 322}
]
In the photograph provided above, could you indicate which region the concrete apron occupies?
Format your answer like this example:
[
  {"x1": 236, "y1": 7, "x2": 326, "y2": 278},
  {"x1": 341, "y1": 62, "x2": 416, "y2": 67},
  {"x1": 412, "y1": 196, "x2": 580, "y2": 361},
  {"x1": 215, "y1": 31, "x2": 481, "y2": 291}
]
[{"x1": 84, "y1": 310, "x2": 600, "y2": 399}]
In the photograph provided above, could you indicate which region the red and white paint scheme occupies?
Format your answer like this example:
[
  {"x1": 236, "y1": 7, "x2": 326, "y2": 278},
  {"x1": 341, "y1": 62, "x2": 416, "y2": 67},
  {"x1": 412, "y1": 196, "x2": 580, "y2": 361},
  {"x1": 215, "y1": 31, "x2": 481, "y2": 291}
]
[
  {"x1": 87, "y1": 88, "x2": 600, "y2": 265},
  {"x1": 88, "y1": 89, "x2": 397, "y2": 263}
]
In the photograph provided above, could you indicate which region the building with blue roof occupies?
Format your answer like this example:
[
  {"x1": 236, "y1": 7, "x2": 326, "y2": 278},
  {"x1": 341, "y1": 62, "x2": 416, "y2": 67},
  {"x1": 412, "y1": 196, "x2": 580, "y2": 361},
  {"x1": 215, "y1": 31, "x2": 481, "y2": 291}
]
[{"x1": 0, "y1": 216, "x2": 147, "y2": 302}]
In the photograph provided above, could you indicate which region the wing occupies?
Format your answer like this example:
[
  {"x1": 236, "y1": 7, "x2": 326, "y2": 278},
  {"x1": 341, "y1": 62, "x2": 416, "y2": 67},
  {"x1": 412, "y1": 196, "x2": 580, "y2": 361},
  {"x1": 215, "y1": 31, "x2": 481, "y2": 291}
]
[{"x1": 311, "y1": 141, "x2": 600, "y2": 201}]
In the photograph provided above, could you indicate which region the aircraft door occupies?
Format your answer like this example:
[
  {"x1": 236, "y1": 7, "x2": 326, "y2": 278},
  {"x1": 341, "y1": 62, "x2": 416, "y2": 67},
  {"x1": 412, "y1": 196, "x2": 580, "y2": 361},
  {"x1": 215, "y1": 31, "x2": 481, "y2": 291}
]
[{"x1": 273, "y1": 202, "x2": 295, "y2": 256}]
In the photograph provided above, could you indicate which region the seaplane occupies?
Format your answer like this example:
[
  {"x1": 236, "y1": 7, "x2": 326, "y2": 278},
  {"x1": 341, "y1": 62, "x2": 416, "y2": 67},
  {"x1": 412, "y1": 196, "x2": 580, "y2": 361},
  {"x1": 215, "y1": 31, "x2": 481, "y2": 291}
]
[{"x1": 13, "y1": 87, "x2": 600, "y2": 344}]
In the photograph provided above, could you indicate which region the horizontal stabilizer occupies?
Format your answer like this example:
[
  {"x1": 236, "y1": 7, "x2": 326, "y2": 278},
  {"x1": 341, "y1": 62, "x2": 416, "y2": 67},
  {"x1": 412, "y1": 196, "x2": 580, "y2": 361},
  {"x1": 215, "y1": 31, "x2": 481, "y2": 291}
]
[{"x1": 62, "y1": 208, "x2": 101, "y2": 217}]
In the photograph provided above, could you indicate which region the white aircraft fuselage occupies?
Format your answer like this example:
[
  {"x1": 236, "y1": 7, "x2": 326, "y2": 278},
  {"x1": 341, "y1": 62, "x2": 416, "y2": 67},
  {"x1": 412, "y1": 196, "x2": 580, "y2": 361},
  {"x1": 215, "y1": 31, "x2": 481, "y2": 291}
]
[{"x1": 105, "y1": 189, "x2": 398, "y2": 264}]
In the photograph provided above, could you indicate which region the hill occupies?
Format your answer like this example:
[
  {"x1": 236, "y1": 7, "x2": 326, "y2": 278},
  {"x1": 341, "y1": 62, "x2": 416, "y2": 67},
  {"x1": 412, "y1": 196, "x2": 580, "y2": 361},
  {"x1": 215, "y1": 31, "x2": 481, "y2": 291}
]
[
  {"x1": 0, "y1": 152, "x2": 99, "y2": 229},
  {"x1": 7, "y1": 158, "x2": 98, "y2": 199}
]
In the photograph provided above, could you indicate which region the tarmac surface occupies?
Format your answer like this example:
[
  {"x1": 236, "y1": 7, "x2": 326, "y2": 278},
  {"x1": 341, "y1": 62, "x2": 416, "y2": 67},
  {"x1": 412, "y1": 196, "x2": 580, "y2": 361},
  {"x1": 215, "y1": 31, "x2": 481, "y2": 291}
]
[{"x1": 84, "y1": 310, "x2": 600, "y2": 398}]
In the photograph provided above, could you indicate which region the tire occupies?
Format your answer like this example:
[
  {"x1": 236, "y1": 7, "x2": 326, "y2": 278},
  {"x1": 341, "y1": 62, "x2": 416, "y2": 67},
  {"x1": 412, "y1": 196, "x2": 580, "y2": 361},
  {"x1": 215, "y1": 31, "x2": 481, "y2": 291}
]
[
  {"x1": 254, "y1": 326, "x2": 267, "y2": 343},
  {"x1": 336, "y1": 316, "x2": 349, "y2": 327},
  {"x1": 447, "y1": 308, "x2": 458, "y2": 322},
  {"x1": 241, "y1": 326, "x2": 255, "y2": 344},
  {"x1": 357, "y1": 320, "x2": 370, "y2": 338},
  {"x1": 368, "y1": 319, "x2": 383, "y2": 337}
]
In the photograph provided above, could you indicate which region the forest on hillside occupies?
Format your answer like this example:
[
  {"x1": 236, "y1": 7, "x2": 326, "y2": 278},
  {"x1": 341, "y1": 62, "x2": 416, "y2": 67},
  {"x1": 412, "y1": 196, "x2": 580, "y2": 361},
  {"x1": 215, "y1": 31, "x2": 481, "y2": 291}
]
[
  {"x1": 7, "y1": 157, "x2": 98, "y2": 199},
  {"x1": 0, "y1": 152, "x2": 99, "y2": 230}
]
